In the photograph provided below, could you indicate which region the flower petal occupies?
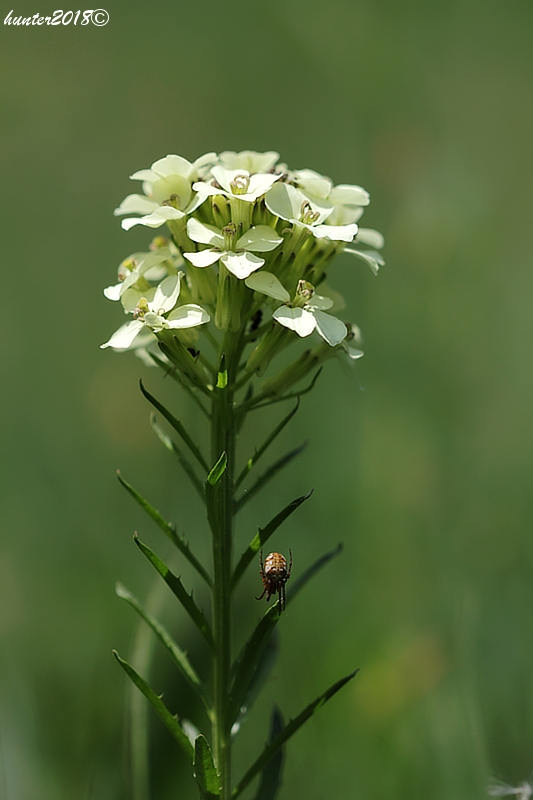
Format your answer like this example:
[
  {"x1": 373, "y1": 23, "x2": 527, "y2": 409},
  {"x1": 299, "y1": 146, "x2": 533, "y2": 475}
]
[
  {"x1": 308, "y1": 294, "x2": 334, "y2": 311},
  {"x1": 273, "y1": 306, "x2": 317, "y2": 337},
  {"x1": 184, "y1": 249, "x2": 223, "y2": 268},
  {"x1": 245, "y1": 271, "x2": 290, "y2": 302},
  {"x1": 187, "y1": 218, "x2": 225, "y2": 247},
  {"x1": 167, "y1": 304, "x2": 210, "y2": 328},
  {"x1": 265, "y1": 182, "x2": 306, "y2": 221},
  {"x1": 329, "y1": 184, "x2": 370, "y2": 207},
  {"x1": 104, "y1": 283, "x2": 122, "y2": 301},
  {"x1": 312, "y1": 309, "x2": 347, "y2": 346},
  {"x1": 221, "y1": 251, "x2": 264, "y2": 279},
  {"x1": 121, "y1": 206, "x2": 185, "y2": 231},
  {"x1": 356, "y1": 228, "x2": 385, "y2": 249},
  {"x1": 219, "y1": 150, "x2": 279, "y2": 172},
  {"x1": 309, "y1": 223, "x2": 358, "y2": 242},
  {"x1": 236, "y1": 225, "x2": 283, "y2": 253},
  {"x1": 151, "y1": 273, "x2": 182, "y2": 313},
  {"x1": 100, "y1": 319, "x2": 144, "y2": 349},
  {"x1": 114, "y1": 194, "x2": 158, "y2": 216},
  {"x1": 344, "y1": 247, "x2": 385, "y2": 275}
]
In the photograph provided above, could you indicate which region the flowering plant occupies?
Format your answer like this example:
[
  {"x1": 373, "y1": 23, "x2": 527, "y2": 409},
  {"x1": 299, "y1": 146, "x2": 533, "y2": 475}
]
[{"x1": 102, "y1": 149, "x2": 384, "y2": 799}]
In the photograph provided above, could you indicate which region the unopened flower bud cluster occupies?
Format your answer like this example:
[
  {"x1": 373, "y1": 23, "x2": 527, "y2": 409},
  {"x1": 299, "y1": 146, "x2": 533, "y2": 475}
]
[{"x1": 101, "y1": 150, "x2": 384, "y2": 385}]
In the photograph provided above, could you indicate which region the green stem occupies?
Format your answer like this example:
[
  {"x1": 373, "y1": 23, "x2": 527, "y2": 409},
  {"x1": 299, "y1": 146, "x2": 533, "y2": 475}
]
[{"x1": 209, "y1": 330, "x2": 243, "y2": 799}]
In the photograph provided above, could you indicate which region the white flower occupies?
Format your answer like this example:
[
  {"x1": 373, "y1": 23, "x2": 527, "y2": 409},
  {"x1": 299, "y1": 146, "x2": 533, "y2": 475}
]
[
  {"x1": 114, "y1": 153, "x2": 217, "y2": 231},
  {"x1": 292, "y1": 168, "x2": 370, "y2": 225},
  {"x1": 193, "y1": 165, "x2": 281, "y2": 204},
  {"x1": 103, "y1": 248, "x2": 177, "y2": 310},
  {"x1": 245, "y1": 272, "x2": 348, "y2": 346},
  {"x1": 101, "y1": 273, "x2": 209, "y2": 350},
  {"x1": 218, "y1": 150, "x2": 280, "y2": 173},
  {"x1": 264, "y1": 182, "x2": 358, "y2": 242},
  {"x1": 183, "y1": 218, "x2": 283, "y2": 280}
]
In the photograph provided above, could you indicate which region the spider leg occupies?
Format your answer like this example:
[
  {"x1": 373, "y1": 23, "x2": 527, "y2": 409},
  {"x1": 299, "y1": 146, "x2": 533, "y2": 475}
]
[{"x1": 255, "y1": 586, "x2": 267, "y2": 601}]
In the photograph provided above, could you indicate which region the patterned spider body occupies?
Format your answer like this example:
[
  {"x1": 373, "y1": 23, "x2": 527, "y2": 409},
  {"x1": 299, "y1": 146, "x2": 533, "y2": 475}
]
[{"x1": 256, "y1": 549, "x2": 292, "y2": 612}]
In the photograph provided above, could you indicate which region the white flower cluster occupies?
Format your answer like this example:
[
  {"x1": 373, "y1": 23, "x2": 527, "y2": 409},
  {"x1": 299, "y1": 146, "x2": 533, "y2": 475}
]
[{"x1": 102, "y1": 150, "x2": 384, "y2": 373}]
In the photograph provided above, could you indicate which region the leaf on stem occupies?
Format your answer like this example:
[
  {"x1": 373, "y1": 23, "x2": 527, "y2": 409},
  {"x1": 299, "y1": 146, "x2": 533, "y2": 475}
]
[
  {"x1": 232, "y1": 669, "x2": 358, "y2": 799},
  {"x1": 234, "y1": 443, "x2": 307, "y2": 513},
  {"x1": 229, "y1": 544, "x2": 343, "y2": 724},
  {"x1": 252, "y1": 706, "x2": 284, "y2": 800},
  {"x1": 245, "y1": 368, "x2": 323, "y2": 413},
  {"x1": 117, "y1": 472, "x2": 212, "y2": 587},
  {"x1": 193, "y1": 734, "x2": 221, "y2": 798},
  {"x1": 232, "y1": 492, "x2": 313, "y2": 591},
  {"x1": 148, "y1": 351, "x2": 210, "y2": 418},
  {"x1": 116, "y1": 583, "x2": 212, "y2": 715},
  {"x1": 235, "y1": 401, "x2": 300, "y2": 490},
  {"x1": 216, "y1": 354, "x2": 228, "y2": 389},
  {"x1": 207, "y1": 451, "x2": 228, "y2": 486},
  {"x1": 113, "y1": 649, "x2": 194, "y2": 761},
  {"x1": 134, "y1": 535, "x2": 214, "y2": 651},
  {"x1": 139, "y1": 380, "x2": 209, "y2": 472},
  {"x1": 231, "y1": 629, "x2": 279, "y2": 738},
  {"x1": 150, "y1": 414, "x2": 206, "y2": 501}
]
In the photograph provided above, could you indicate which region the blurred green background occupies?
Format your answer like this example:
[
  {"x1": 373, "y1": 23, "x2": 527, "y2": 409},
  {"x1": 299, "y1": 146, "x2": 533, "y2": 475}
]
[{"x1": 1, "y1": 1, "x2": 532, "y2": 798}]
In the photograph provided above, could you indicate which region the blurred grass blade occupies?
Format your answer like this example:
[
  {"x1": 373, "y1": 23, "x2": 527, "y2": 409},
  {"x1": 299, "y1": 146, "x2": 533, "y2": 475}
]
[
  {"x1": 252, "y1": 706, "x2": 284, "y2": 800},
  {"x1": 193, "y1": 734, "x2": 221, "y2": 798},
  {"x1": 207, "y1": 451, "x2": 228, "y2": 486},
  {"x1": 113, "y1": 650, "x2": 194, "y2": 762},
  {"x1": 134, "y1": 535, "x2": 214, "y2": 651},
  {"x1": 139, "y1": 380, "x2": 209, "y2": 472},
  {"x1": 235, "y1": 401, "x2": 300, "y2": 489},
  {"x1": 229, "y1": 544, "x2": 343, "y2": 723},
  {"x1": 116, "y1": 583, "x2": 212, "y2": 715},
  {"x1": 232, "y1": 670, "x2": 358, "y2": 799},
  {"x1": 117, "y1": 472, "x2": 212, "y2": 587},
  {"x1": 231, "y1": 630, "x2": 279, "y2": 738},
  {"x1": 232, "y1": 492, "x2": 313, "y2": 590},
  {"x1": 150, "y1": 414, "x2": 205, "y2": 501},
  {"x1": 234, "y1": 443, "x2": 307, "y2": 513}
]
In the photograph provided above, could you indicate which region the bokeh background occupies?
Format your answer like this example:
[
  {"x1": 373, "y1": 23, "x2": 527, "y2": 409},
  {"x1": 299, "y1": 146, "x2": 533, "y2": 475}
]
[{"x1": 1, "y1": 1, "x2": 532, "y2": 798}]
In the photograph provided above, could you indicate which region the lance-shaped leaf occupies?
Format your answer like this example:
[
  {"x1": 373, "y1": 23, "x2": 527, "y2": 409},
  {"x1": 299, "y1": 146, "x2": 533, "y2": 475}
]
[
  {"x1": 134, "y1": 535, "x2": 214, "y2": 651},
  {"x1": 234, "y1": 443, "x2": 307, "y2": 513},
  {"x1": 116, "y1": 583, "x2": 212, "y2": 715},
  {"x1": 244, "y1": 368, "x2": 323, "y2": 413},
  {"x1": 253, "y1": 706, "x2": 284, "y2": 800},
  {"x1": 149, "y1": 351, "x2": 210, "y2": 418},
  {"x1": 232, "y1": 630, "x2": 279, "y2": 738},
  {"x1": 232, "y1": 669, "x2": 358, "y2": 799},
  {"x1": 113, "y1": 650, "x2": 194, "y2": 761},
  {"x1": 150, "y1": 414, "x2": 205, "y2": 501},
  {"x1": 232, "y1": 492, "x2": 313, "y2": 591},
  {"x1": 235, "y1": 401, "x2": 300, "y2": 490},
  {"x1": 229, "y1": 544, "x2": 343, "y2": 724},
  {"x1": 193, "y1": 734, "x2": 221, "y2": 799},
  {"x1": 140, "y1": 380, "x2": 209, "y2": 472},
  {"x1": 207, "y1": 451, "x2": 228, "y2": 486},
  {"x1": 117, "y1": 472, "x2": 212, "y2": 587}
]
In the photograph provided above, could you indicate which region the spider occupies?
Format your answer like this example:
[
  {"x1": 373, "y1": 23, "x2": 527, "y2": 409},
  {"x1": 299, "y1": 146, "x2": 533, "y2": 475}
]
[{"x1": 256, "y1": 549, "x2": 292, "y2": 613}]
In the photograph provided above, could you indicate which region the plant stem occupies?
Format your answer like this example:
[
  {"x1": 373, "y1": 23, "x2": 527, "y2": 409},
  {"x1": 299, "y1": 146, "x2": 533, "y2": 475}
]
[{"x1": 210, "y1": 331, "x2": 242, "y2": 799}]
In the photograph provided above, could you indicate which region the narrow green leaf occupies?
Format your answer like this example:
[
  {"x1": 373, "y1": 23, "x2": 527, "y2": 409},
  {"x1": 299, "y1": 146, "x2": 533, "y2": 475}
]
[
  {"x1": 253, "y1": 707, "x2": 284, "y2": 800},
  {"x1": 134, "y1": 535, "x2": 214, "y2": 651},
  {"x1": 216, "y1": 354, "x2": 228, "y2": 389},
  {"x1": 117, "y1": 472, "x2": 212, "y2": 587},
  {"x1": 232, "y1": 670, "x2": 358, "y2": 799},
  {"x1": 150, "y1": 414, "x2": 206, "y2": 501},
  {"x1": 232, "y1": 629, "x2": 279, "y2": 737},
  {"x1": 234, "y1": 443, "x2": 307, "y2": 513},
  {"x1": 235, "y1": 401, "x2": 300, "y2": 490},
  {"x1": 244, "y1": 368, "x2": 323, "y2": 413},
  {"x1": 207, "y1": 451, "x2": 228, "y2": 486},
  {"x1": 116, "y1": 583, "x2": 212, "y2": 714},
  {"x1": 139, "y1": 380, "x2": 209, "y2": 472},
  {"x1": 193, "y1": 735, "x2": 221, "y2": 798},
  {"x1": 229, "y1": 544, "x2": 343, "y2": 724},
  {"x1": 232, "y1": 492, "x2": 313, "y2": 591},
  {"x1": 113, "y1": 649, "x2": 194, "y2": 761},
  {"x1": 148, "y1": 351, "x2": 210, "y2": 418}
]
